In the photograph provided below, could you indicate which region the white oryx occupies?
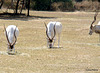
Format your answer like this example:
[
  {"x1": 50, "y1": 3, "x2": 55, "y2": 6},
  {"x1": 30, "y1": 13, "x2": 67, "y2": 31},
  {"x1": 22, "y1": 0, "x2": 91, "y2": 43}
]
[
  {"x1": 45, "y1": 21, "x2": 62, "y2": 48},
  {"x1": 89, "y1": 11, "x2": 100, "y2": 42},
  {"x1": 4, "y1": 25, "x2": 19, "y2": 52}
]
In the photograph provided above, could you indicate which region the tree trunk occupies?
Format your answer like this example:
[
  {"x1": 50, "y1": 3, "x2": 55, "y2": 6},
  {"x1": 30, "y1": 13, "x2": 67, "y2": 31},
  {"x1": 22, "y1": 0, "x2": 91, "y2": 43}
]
[
  {"x1": 15, "y1": 0, "x2": 20, "y2": 14},
  {"x1": 0, "y1": 0, "x2": 3, "y2": 9},
  {"x1": 11, "y1": 0, "x2": 13, "y2": 8},
  {"x1": 20, "y1": 0, "x2": 24, "y2": 14},
  {"x1": 27, "y1": 0, "x2": 30, "y2": 16}
]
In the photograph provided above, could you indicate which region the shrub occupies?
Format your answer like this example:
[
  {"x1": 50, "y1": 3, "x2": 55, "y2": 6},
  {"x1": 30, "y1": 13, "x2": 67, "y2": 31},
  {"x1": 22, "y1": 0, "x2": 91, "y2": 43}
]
[
  {"x1": 51, "y1": 1, "x2": 74, "y2": 11},
  {"x1": 34, "y1": 0, "x2": 51, "y2": 11},
  {"x1": 74, "y1": 1, "x2": 100, "y2": 11},
  {"x1": 30, "y1": 1, "x2": 36, "y2": 10},
  {"x1": 3, "y1": 0, "x2": 11, "y2": 7}
]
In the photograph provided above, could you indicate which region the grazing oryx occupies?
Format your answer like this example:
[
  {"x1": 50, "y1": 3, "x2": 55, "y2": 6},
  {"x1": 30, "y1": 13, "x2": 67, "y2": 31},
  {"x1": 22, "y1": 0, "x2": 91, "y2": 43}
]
[
  {"x1": 89, "y1": 11, "x2": 100, "y2": 42},
  {"x1": 4, "y1": 25, "x2": 19, "y2": 52},
  {"x1": 45, "y1": 21, "x2": 62, "y2": 48}
]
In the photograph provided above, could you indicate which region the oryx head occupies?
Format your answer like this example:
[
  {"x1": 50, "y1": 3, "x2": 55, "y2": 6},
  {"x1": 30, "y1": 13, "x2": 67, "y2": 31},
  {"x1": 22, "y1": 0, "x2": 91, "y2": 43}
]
[
  {"x1": 45, "y1": 23, "x2": 56, "y2": 48},
  {"x1": 4, "y1": 25, "x2": 17, "y2": 50},
  {"x1": 89, "y1": 11, "x2": 98, "y2": 35}
]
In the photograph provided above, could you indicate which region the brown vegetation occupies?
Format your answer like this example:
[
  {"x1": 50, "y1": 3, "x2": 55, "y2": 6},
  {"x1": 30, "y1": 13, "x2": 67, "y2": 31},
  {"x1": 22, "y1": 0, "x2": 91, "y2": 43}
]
[
  {"x1": 74, "y1": 1, "x2": 100, "y2": 11},
  {"x1": 51, "y1": 2, "x2": 74, "y2": 11},
  {"x1": 1, "y1": 0, "x2": 100, "y2": 12},
  {"x1": 51, "y1": 1, "x2": 100, "y2": 11}
]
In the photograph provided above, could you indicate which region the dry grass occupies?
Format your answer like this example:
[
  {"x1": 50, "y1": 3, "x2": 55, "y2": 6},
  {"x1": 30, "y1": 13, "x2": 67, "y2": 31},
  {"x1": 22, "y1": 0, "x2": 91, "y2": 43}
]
[{"x1": 0, "y1": 10, "x2": 100, "y2": 73}]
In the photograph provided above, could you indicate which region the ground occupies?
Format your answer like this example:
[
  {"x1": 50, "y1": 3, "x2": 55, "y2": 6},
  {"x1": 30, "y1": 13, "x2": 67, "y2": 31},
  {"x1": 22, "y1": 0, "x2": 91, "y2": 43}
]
[{"x1": 0, "y1": 10, "x2": 100, "y2": 73}]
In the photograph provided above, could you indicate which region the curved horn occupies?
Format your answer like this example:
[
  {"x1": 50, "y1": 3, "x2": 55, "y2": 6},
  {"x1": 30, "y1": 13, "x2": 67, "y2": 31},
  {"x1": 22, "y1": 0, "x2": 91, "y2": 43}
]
[
  {"x1": 11, "y1": 26, "x2": 17, "y2": 46},
  {"x1": 44, "y1": 22, "x2": 51, "y2": 40},
  {"x1": 46, "y1": 27, "x2": 51, "y2": 40},
  {"x1": 44, "y1": 22, "x2": 47, "y2": 29},
  {"x1": 90, "y1": 11, "x2": 99, "y2": 29},
  {"x1": 46, "y1": 29, "x2": 49, "y2": 38},
  {"x1": 52, "y1": 24, "x2": 56, "y2": 40},
  {"x1": 4, "y1": 24, "x2": 11, "y2": 45}
]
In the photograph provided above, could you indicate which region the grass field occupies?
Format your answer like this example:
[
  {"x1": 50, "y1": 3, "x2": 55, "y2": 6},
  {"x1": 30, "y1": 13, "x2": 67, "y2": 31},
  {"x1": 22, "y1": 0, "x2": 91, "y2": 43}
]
[{"x1": 0, "y1": 10, "x2": 100, "y2": 73}]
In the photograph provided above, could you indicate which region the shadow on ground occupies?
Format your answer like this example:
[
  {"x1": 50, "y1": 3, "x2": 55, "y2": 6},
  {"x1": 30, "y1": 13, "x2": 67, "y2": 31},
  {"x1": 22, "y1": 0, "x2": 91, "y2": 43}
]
[
  {"x1": 0, "y1": 13, "x2": 56, "y2": 21},
  {"x1": 50, "y1": 47, "x2": 63, "y2": 49},
  {"x1": 0, "y1": 51, "x2": 30, "y2": 57}
]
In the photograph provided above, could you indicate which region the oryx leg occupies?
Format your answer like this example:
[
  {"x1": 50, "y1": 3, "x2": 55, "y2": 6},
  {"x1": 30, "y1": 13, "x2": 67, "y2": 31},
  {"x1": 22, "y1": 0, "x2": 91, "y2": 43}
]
[
  {"x1": 47, "y1": 39, "x2": 49, "y2": 47},
  {"x1": 7, "y1": 45, "x2": 10, "y2": 52},
  {"x1": 53, "y1": 37, "x2": 56, "y2": 47},
  {"x1": 13, "y1": 45, "x2": 15, "y2": 53},
  {"x1": 99, "y1": 34, "x2": 100, "y2": 43},
  {"x1": 58, "y1": 34, "x2": 60, "y2": 48}
]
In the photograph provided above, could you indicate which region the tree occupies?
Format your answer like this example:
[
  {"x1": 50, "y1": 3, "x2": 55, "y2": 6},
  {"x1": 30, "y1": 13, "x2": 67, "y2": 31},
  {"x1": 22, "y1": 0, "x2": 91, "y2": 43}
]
[
  {"x1": 75, "y1": 0, "x2": 82, "y2": 2},
  {"x1": 34, "y1": 0, "x2": 51, "y2": 11},
  {"x1": 20, "y1": 0, "x2": 25, "y2": 14},
  {"x1": 15, "y1": 0, "x2": 20, "y2": 14},
  {"x1": 0, "y1": 0, "x2": 3, "y2": 9},
  {"x1": 27, "y1": 0, "x2": 30, "y2": 16},
  {"x1": 11, "y1": 0, "x2": 13, "y2": 7}
]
